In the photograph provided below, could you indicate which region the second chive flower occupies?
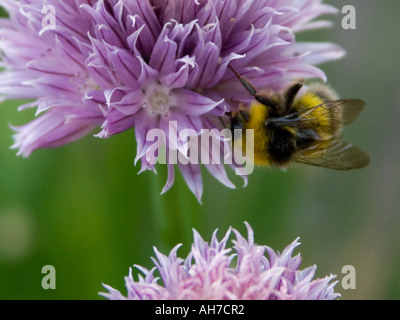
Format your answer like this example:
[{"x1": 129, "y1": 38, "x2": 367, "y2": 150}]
[{"x1": 101, "y1": 222, "x2": 340, "y2": 300}]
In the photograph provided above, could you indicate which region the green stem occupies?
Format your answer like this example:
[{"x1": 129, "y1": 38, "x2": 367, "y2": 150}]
[{"x1": 151, "y1": 168, "x2": 202, "y2": 253}]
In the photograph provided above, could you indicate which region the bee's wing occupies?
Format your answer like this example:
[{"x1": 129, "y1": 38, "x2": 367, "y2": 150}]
[
  {"x1": 294, "y1": 137, "x2": 370, "y2": 170},
  {"x1": 330, "y1": 99, "x2": 365, "y2": 125},
  {"x1": 293, "y1": 99, "x2": 366, "y2": 132}
]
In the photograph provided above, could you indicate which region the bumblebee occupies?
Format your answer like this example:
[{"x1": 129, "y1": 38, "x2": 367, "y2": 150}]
[{"x1": 227, "y1": 66, "x2": 370, "y2": 170}]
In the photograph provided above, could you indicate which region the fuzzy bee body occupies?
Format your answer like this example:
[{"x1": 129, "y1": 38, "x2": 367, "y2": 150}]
[{"x1": 228, "y1": 66, "x2": 370, "y2": 170}]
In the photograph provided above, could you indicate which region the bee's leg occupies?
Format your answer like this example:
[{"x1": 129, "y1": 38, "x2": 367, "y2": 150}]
[
  {"x1": 218, "y1": 116, "x2": 226, "y2": 128},
  {"x1": 228, "y1": 64, "x2": 277, "y2": 111},
  {"x1": 285, "y1": 81, "x2": 304, "y2": 113},
  {"x1": 219, "y1": 111, "x2": 232, "y2": 129},
  {"x1": 222, "y1": 103, "x2": 249, "y2": 153},
  {"x1": 229, "y1": 114, "x2": 243, "y2": 152},
  {"x1": 239, "y1": 110, "x2": 250, "y2": 123}
]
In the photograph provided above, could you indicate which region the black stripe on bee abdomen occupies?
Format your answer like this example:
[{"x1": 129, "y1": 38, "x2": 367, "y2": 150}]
[{"x1": 268, "y1": 128, "x2": 296, "y2": 164}]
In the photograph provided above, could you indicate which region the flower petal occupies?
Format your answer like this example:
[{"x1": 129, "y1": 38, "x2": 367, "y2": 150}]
[
  {"x1": 178, "y1": 162, "x2": 203, "y2": 202},
  {"x1": 175, "y1": 89, "x2": 224, "y2": 116}
]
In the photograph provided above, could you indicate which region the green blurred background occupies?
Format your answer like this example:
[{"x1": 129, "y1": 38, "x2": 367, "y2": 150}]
[{"x1": 0, "y1": 0, "x2": 399, "y2": 300}]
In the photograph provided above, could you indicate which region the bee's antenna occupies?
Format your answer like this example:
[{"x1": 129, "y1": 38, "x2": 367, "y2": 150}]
[
  {"x1": 228, "y1": 64, "x2": 277, "y2": 111},
  {"x1": 228, "y1": 65, "x2": 257, "y2": 96},
  {"x1": 285, "y1": 81, "x2": 304, "y2": 113}
]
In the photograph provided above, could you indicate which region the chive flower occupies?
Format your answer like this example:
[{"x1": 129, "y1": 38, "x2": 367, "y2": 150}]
[
  {"x1": 100, "y1": 222, "x2": 340, "y2": 300},
  {"x1": 0, "y1": 0, "x2": 344, "y2": 200}
]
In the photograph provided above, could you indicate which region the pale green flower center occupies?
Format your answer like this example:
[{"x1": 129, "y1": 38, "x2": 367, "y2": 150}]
[
  {"x1": 143, "y1": 82, "x2": 176, "y2": 118},
  {"x1": 149, "y1": 91, "x2": 169, "y2": 112}
]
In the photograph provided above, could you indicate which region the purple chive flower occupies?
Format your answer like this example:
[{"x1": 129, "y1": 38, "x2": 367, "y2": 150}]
[
  {"x1": 0, "y1": 0, "x2": 344, "y2": 201},
  {"x1": 100, "y1": 222, "x2": 340, "y2": 300}
]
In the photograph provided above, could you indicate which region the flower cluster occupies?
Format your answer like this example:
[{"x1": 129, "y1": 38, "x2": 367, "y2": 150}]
[
  {"x1": 100, "y1": 222, "x2": 340, "y2": 300},
  {"x1": 0, "y1": 0, "x2": 344, "y2": 200}
]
